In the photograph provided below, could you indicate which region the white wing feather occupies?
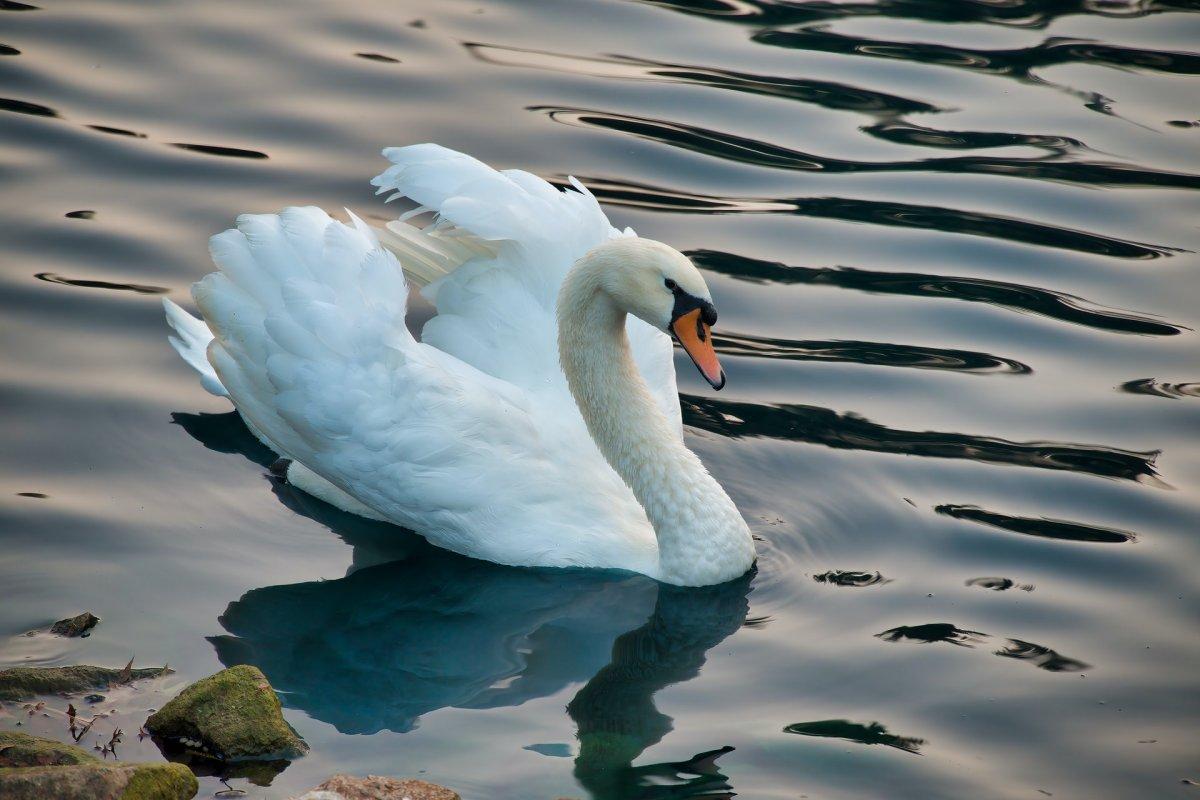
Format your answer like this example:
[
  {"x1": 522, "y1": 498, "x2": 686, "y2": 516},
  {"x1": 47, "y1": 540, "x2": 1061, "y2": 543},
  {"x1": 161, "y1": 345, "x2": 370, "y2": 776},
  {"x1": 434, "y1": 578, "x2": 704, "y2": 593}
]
[{"x1": 370, "y1": 144, "x2": 680, "y2": 429}]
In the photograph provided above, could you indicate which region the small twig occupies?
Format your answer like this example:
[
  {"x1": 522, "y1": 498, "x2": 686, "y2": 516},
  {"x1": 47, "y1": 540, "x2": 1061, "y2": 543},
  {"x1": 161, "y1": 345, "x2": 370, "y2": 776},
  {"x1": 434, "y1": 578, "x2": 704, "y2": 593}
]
[
  {"x1": 117, "y1": 657, "x2": 134, "y2": 684},
  {"x1": 72, "y1": 715, "x2": 96, "y2": 743},
  {"x1": 101, "y1": 727, "x2": 123, "y2": 759}
]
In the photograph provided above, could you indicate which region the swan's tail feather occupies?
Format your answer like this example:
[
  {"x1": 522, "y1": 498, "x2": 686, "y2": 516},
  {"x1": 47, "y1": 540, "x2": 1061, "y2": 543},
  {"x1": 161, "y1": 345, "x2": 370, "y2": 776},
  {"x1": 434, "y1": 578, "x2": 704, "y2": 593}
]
[
  {"x1": 162, "y1": 297, "x2": 228, "y2": 397},
  {"x1": 372, "y1": 214, "x2": 495, "y2": 289}
]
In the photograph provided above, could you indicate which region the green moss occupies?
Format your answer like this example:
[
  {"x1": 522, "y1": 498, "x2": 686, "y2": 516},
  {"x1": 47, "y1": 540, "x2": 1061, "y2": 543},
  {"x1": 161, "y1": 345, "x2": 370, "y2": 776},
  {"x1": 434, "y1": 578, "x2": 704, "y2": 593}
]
[
  {"x1": 145, "y1": 665, "x2": 307, "y2": 760},
  {"x1": 0, "y1": 731, "x2": 100, "y2": 767},
  {"x1": 0, "y1": 762, "x2": 197, "y2": 800},
  {"x1": 0, "y1": 665, "x2": 171, "y2": 701},
  {"x1": 118, "y1": 763, "x2": 198, "y2": 800}
]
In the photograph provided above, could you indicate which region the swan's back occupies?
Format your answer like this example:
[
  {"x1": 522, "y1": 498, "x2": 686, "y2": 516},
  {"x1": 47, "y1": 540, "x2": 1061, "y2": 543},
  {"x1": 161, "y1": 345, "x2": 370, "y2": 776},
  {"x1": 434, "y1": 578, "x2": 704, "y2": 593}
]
[{"x1": 167, "y1": 145, "x2": 678, "y2": 575}]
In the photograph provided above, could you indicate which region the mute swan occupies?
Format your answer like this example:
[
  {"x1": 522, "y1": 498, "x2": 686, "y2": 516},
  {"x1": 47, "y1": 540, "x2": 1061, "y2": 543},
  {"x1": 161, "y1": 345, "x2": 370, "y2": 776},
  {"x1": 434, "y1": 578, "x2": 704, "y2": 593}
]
[{"x1": 164, "y1": 144, "x2": 755, "y2": 586}]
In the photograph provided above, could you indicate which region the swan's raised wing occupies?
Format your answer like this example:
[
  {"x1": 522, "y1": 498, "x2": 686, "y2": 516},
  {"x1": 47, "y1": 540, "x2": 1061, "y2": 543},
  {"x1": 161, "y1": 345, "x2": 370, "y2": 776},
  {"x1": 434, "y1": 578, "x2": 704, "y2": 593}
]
[
  {"x1": 371, "y1": 144, "x2": 681, "y2": 431},
  {"x1": 192, "y1": 207, "x2": 633, "y2": 564}
]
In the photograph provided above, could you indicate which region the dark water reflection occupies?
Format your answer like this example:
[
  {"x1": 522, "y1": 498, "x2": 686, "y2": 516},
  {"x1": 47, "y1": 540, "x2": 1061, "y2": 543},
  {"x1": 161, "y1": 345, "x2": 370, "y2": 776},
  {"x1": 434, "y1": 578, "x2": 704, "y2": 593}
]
[
  {"x1": 572, "y1": 176, "x2": 1179, "y2": 258},
  {"x1": 541, "y1": 106, "x2": 1200, "y2": 189},
  {"x1": 681, "y1": 396, "x2": 1161, "y2": 481},
  {"x1": 754, "y1": 27, "x2": 1200, "y2": 79},
  {"x1": 2, "y1": 0, "x2": 1199, "y2": 798},
  {"x1": 691, "y1": 250, "x2": 1186, "y2": 336},
  {"x1": 784, "y1": 719, "x2": 925, "y2": 755}
]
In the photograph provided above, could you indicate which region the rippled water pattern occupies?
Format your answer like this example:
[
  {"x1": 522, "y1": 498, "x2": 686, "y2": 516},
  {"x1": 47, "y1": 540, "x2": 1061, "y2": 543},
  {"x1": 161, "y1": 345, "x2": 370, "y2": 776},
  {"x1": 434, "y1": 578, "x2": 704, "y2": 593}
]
[{"x1": 2, "y1": 1, "x2": 1198, "y2": 798}]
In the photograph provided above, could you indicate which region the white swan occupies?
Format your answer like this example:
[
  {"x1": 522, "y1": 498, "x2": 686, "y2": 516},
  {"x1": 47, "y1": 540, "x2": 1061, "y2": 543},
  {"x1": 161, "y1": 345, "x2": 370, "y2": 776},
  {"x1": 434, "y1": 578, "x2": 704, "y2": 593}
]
[{"x1": 163, "y1": 144, "x2": 755, "y2": 586}]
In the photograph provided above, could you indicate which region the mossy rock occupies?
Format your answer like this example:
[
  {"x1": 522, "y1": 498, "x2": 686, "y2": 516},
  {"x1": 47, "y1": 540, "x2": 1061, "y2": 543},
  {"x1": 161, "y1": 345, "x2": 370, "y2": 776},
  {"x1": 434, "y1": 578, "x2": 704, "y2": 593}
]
[
  {"x1": 0, "y1": 664, "x2": 171, "y2": 702},
  {"x1": 50, "y1": 612, "x2": 100, "y2": 637},
  {"x1": 0, "y1": 731, "x2": 100, "y2": 767},
  {"x1": 145, "y1": 665, "x2": 307, "y2": 761},
  {"x1": 1, "y1": 732, "x2": 196, "y2": 797},
  {"x1": 118, "y1": 762, "x2": 199, "y2": 800}
]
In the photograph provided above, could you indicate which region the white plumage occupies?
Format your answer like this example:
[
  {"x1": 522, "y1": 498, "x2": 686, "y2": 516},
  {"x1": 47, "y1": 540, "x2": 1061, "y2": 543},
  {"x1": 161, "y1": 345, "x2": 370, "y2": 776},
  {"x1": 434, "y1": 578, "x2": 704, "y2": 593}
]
[{"x1": 165, "y1": 145, "x2": 755, "y2": 586}]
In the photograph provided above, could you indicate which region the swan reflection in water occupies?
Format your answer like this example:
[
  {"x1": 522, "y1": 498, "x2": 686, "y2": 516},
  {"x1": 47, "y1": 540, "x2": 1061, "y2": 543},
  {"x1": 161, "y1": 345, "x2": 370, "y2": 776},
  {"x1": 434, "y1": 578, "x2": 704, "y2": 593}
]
[{"x1": 179, "y1": 411, "x2": 751, "y2": 799}]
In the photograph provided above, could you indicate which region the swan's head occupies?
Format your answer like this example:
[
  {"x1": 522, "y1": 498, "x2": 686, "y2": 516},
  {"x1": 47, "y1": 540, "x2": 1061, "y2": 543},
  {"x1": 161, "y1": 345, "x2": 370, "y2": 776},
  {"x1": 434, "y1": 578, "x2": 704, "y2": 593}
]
[{"x1": 592, "y1": 238, "x2": 725, "y2": 390}]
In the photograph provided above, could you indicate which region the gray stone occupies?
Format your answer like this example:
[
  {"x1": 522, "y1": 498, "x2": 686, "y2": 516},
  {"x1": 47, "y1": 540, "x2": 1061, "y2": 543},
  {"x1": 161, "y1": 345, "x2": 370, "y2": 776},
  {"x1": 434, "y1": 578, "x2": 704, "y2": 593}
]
[{"x1": 297, "y1": 774, "x2": 460, "y2": 800}]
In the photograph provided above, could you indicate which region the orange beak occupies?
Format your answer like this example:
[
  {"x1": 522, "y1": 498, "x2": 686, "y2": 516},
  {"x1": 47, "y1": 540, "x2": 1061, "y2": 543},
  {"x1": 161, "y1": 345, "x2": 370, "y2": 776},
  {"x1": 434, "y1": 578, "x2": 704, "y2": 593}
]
[{"x1": 671, "y1": 308, "x2": 725, "y2": 390}]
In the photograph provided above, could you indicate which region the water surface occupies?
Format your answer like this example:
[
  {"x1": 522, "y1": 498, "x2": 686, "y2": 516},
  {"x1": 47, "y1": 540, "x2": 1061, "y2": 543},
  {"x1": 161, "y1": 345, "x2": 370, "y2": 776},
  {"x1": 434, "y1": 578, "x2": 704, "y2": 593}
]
[{"x1": 2, "y1": 1, "x2": 1198, "y2": 798}]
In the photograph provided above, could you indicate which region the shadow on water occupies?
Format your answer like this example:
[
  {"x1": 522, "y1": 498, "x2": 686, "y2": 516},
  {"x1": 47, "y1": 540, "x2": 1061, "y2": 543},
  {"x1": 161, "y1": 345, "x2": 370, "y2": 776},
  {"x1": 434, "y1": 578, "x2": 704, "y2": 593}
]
[
  {"x1": 689, "y1": 250, "x2": 1186, "y2": 337},
  {"x1": 681, "y1": 395, "x2": 1160, "y2": 482},
  {"x1": 177, "y1": 411, "x2": 749, "y2": 799},
  {"x1": 713, "y1": 330, "x2": 1032, "y2": 374},
  {"x1": 538, "y1": 107, "x2": 1200, "y2": 190},
  {"x1": 632, "y1": 0, "x2": 1195, "y2": 29},
  {"x1": 566, "y1": 176, "x2": 1180, "y2": 259},
  {"x1": 783, "y1": 719, "x2": 925, "y2": 754},
  {"x1": 935, "y1": 503, "x2": 1138, "y2": 543}
]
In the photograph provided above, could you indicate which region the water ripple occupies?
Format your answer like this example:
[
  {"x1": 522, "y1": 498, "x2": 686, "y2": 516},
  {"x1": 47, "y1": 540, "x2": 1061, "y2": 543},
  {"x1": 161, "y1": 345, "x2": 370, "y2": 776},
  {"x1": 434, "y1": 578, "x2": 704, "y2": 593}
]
[
  {"x1": 862, "y1": 120, "x2": 1085, "y2": 153},
  {"x1": 87, "y1": 124, "x2": 147, "y2": 139},
  {"x1": 996, "y1": 639, "x2": 1090, "y2": 672},
  {"x1": 570, "y1": 176, "x2": 1179, "y2": 258},
  {"x1": 468, "y1": 43, "x2": 939, "y2": 115},
  {"x1": 754, "y1": 28, "x2": 1200, "y2": 79},
  {"x1": 539, "y1": 107, "x2": 1200, "y2": 190},
  {"x1": 1119, "y1": 378, "x2": 1200, "y2": 400},
  {"x1": 713, "y1": 331, "x2": 1032, "y2": 374},
  {"x1": 170, "y1": 142, "x2": 268, "y2": 160},
  {"x1": 965, "y1": 576, "x2": 1034, "y2": 592},
  {"x1": 0, "y1": 96, "x2": 58, "y2": 118},
  {"x1": 936, "y1": 504, "x2": 1138, "y2": 543},
  {"x1": 812, "y1": 570, "x2": 891, "y2": 587},
  {"x1": 635, "y1": 0, "x2": 1192, "y2": 29},
  {"x1": 681, "y1": 396, "x2": 1161, "y2": 482},
  {"x1": 690, "y1": 250, "x2": 1185, "y2": 336},
  {"x1": 356, "y1": 52, "x2": 401, "y2": 64},
  {"x1": 34, "y1": 272, "x2": 168, "y2": 295}
]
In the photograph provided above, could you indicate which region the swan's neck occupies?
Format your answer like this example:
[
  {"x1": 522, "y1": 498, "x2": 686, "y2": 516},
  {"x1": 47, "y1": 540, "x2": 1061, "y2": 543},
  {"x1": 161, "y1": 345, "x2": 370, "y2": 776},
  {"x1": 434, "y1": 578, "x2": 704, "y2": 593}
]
[{"x1": 557, "y1": 253, "x2": 754, "y2": 586}]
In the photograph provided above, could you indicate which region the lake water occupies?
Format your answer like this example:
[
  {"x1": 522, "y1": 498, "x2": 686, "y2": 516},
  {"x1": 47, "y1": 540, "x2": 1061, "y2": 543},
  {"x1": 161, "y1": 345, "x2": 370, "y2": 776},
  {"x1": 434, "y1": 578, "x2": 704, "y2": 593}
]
[{"x1": 2, "y1": 1, "x2": 1198, "y2": 798}]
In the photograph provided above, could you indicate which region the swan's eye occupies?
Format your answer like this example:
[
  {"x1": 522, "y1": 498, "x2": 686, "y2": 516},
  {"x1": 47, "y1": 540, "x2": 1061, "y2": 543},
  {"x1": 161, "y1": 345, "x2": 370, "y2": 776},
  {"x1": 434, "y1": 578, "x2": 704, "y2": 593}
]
[{"x1": 664, "y1": 278, "x2": 678, "y2": 292}]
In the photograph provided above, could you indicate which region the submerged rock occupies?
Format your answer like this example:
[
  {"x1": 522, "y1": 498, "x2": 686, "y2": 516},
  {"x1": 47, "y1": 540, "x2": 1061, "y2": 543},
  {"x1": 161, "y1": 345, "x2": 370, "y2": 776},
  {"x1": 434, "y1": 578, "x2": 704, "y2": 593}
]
[
  {"x1": 0, "y1": 664, "x2": 171, "y2": 702},
  {"x1": 50, "y1": 612, "x2": 100, "y2": 637},
  {"x1": 0, "y1": 732, "x2": 197, "y2": 799},
  {"x1": 297, "y1": 774, "x2": 460, "y2": 800},
  {"x1": 145, "y1": 665, "x2": 307, "y2": 761}
]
